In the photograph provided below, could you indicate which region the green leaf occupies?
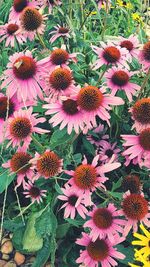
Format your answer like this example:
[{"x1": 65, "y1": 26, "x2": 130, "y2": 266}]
[
  {"x1": 55, "y1": 182, "x2": 63, "y2": 194},
  {"x1": 82, "y1": 137, "x2": 95, "y2": 155},
  {"x1": 50, "y1": 128, "x2": 75, "y2": 149},
  {"x1": 65, "y1": 218, "x2": 84, "y2": 227},
  {"x1": 31, "y1": 237, "x2": 51, "y2": 267},
  {"x1": 56, "y1": 223, "x2": 70, "y2": 239},
  {"x1": 116, "y1": 244, "x2": 134, "y2": 265},
  {"x1": 35, "y1": 207, "x2": 57, "y2": 238},
  {"x1": 22, "y1": 212, "x2": 43, "y2": 252},
  {"x1": 112, "y1": 178, "x2": 122, "y2": 192},
  {"x1": 0, "y1": 170, "x2": 16, "y2": 193},
  {"x1": 3, "y1": 218, "x2": 24, "y2": 232}
]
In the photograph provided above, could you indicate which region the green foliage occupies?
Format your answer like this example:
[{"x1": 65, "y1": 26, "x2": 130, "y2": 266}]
[{"x1": 0, "y1": 170, "x2": 16, "y2": 194}]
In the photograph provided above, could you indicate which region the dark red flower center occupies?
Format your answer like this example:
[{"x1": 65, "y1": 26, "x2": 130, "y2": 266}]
[
  {"x1": 29, "y1": 186, "x2": 41, "y2": 198},
  {"x1": 93, "y1": 208, "x2": 113, "y2": 229},
  {"x1": 62, "y1": 99, "x2": 78, "y2": 115},
  {"x1": 58, "y1": 27, "x2": 69, "y2": 34},
  {"x1": 68, "y1": 194, "x2": 78, "y2": 206},
  {"x1": 0, "y1": 97, "x2": 15, "y2": 119},
  {"x1": 73, "y1": 164, "x2": 97, "y2": 190},
  {"x1": 37, "y1": 151, "x2": 60, "y2": 178},
  {"x1": 120, "y1": 40, "x2": 134, "y2": 52},
  {"x1": 139, "y1": 128, "x2": 150, "y2": 151},
  {"x1": 51, "y1": 48, "x2": 69, "y2": 65},
  {"x1": 111, "y1": 70, "x2": 129, "y2": 86},
  {"x1": 21, "y1": 7, "x2": 43, "y2": 31},
  {"x1": 103, "y1": 46, "x2": 121, "y2": 63},
  {"x1": 77, "y1": 86, "x2": 103, "y2": 111},
  {"x1": 13, "y1": 0, "x2": 28, "y2": 12},
  {"x1": 143, "y1": 41, "x2": 150, "y2": 61},
  {"x1": 105, "y1": 149, "x2": 113, "y2": 158},
  {"x1": 122, "y1": 174, "x2": 141, "y2": 193},
  {"x1": 10, "y1": 152, "x2": 31, "y2": 174},
  {"x1": 13, "y1": 56, "x2": 36, "y2": 80},
  {"x1": 87, "y1": 239, "x2": 109, "y2": 261},
  {"x1": 122, "y1": 193, "x2": 148, "y2": 220},
  {"x1": 7, "y1": 24, "x2": 19, "y2": 35},
  {"x1": 10, "y1": 117, "x2": 32, "y2": 139},
  {"x1": 49, "y1": 68, "x2": 72, "y2": 91},
  {"x1": 132, "y1": 98, "x2": 150, "y2": 124}
]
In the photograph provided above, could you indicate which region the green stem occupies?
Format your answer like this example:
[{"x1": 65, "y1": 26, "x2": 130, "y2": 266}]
[
  {"x1": 96, "y1": 64, "x2": 108, "y2": 86},
  {"x1": 31, "y1": 135, "x2": 45, "y2": 152},
  {"x1": 36, "y1": 32, "x2": 47, "y2": 49}
]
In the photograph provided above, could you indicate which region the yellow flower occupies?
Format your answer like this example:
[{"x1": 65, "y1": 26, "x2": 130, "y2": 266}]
[
  {"x1": 116, "y1": 0, "x2": 133, "y2": 9},
  {"x1": 132, "y1": 224, "x2": 150, "y2": 258},
  {"x1": 129, "y1": 250, "x2": 150, "y2": 267},
  {"x1": 132, "y1": 13, "x2": 143, "y2": 24}
]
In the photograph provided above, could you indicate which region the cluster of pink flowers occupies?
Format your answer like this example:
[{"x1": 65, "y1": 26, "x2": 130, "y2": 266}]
[{"x1": 0, "y1": 1, "x2": 150, "y2": 267}]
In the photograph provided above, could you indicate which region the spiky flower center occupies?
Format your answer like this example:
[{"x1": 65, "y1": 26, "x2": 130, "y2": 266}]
[
  {"x1": 103, "y1": 46, "x2": 121, "y2": 63},
  {"x1": 0, "y1": 97, "x2": 15, "y2": 119},
  {"x1": 122, "y1": 174, "x2": 141, "y2": 193},
  {"x1": 58, "y1": 27, "x2": 69, "y2": 34},
  {"x1": 132, "y1": 98, "x2": 150, "y2": 124},
  {"x1": 120, "y1": 40, "x2": 134, "y2": 52},
  {"x1": 7, "y1": 24, "x2": 19, "y2": 35},
  {"x1": 139, "y1": 128, "x2": 150, "y2": 151},
  {"x1": 37, "y1": 151, "x2": 60, "y2": 178},
  {"x1": 51, "y1": 49, "x2": 69, "y2": 65},
  {"x1": 13, "y1": 56, "x2": 36, "y2": 80},
  {"x1": 122, "y1": 194, "x2": 148, "y2": 220},
  {"x1": 87, "y1": 239, "x2": 109, "y2": 261},
  {"x1": 49, "y1": 68, "x2": 72, "y2": 91},
  {"x1": 10, "y1": 117, "x2": 32, "y2": 139},
  {"x1": 111, "y1": 70, "x2": 129, "y2": 86},
  {"x1": 21, "y1": 7, "x2": 43, "y2": 31},
  {"x1": 77, "y1": 86, "x2": 103, "y2": 111},
  {"x1": 29, "y1": 186, "x2": 41, "y2": 198},
  {"x1": 143, "y1": 41, "x2": 150, "y2": 61},
  {"x1": 13, "y1": 0, "x2": 28, "y2": 12},
  {"x1": 93, "y1": 208, "x2": 113, "y2": 229},
  {"x1": 68, "y1": 194, "x2": 78, "y2": 206},
  {"x1": 62, "y1": 99, "x2": 78, "y2": 115},
  {"x1": 74, "y1": 164, "x2": 97, "y2": 190},
  {"x1": 10, "y1": 152, "x2": 31, "y2": 174}
]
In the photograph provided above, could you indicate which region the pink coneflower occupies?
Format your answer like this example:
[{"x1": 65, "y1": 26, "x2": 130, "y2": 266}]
[
  {"x1": 118, "y1": 35, "x2": 140, "y2": 62},
  {"x1": 121, "y1": 129, "x2": 150, "y2": 167},
  {"x1": 58, "y1": 184, "x2": 88, "y2": 219},
  {"x1": 38, "y1": 45, "x2": 77, "y2": 71},
  {"x1": 49, "y1": 24, "x2": 70, "y2": 43},
  {"x1": 139, "y1": 41, "x2": 150, "y2": 70},
  {"x1": 0, "y1": 93, "x2": 35, "y2": 143},
  {"x1": 66, "y1": 155, "x2": 121, "y2": 206},
  {"x1": 2, "y1": 148, "x2": 34, "y2": 188},
  {"x1": 76, "y1": 86, "x2": 124, "y2": 126},
  {"x1": 119, "y1": 191, "x2": 150, "y2": 236},
  {"x1": 97, "y1": 0, "x2": 111, "y2": 10},
  {"x1": 86, "y1": 124, "x2": 109, "y2": 146},
  {"x1": 130, "y1": 98, "x2": 150, "y2": 132},
  {"x1": 0, "y1": 22, "x2": 32, "y2": 47},
  {"x1": 9, "y1": 0, "x2": 40, "y2": 23},
  {"x1": 32, "y1": 149, "x2": 63, "y2": 180},
  {"x1": 5, "y1": 107, "x2": 49, "y2": 149},
  {"x1": 84, "y1": 203, "x2": 126, "y2": 242},
  {"x1": 20, "y1": 6, "x2": 47, "y2": 36},
  {"x1": 43, "y1": 96, "x2": 86, "y2": 134},
  {"x1": 23, "y1": 180, "x2": 47, "y2": 203},
  {"x1": 96, "y1": 140, "x2": 120, "y2": 163},
  {"x1": 1, "y1": 50, "x2": 45, "y2": 102},
  {"x1": 91, "y1": 41, "x2": 129, "y2": 70},
  {"x1": 76, "y1": 233, "x2": 125, "y2": 267},
  {"x1": 38, "y1": 0, "x2": 62, "y2": 13},
  {"x1": 42, "y1": 66, "x2": 76, "y2": 101},
  {"x1": 105, "y1": 67, "x2": 140, "y2": 101}
]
